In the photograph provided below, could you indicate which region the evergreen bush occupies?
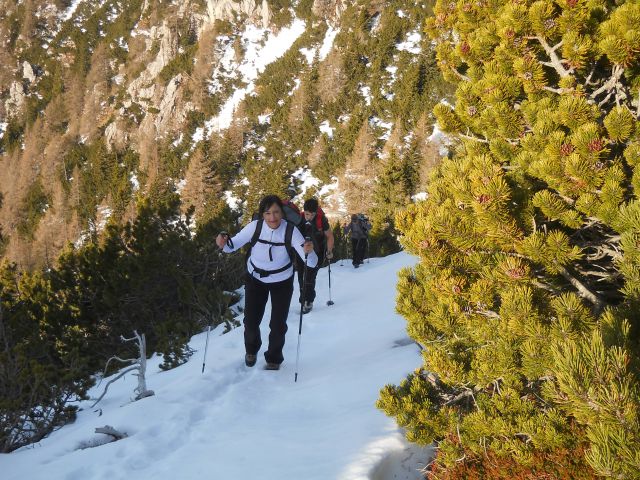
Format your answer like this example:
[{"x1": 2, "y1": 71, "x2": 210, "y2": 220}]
[{"x1": 377, "y1": 1, "x2": 640, "y2": 477}]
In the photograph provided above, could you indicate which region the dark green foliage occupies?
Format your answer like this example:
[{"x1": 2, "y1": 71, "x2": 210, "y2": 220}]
[
  {"x1": 315, "y1": 107, "x2": 369, "y2": 182},
  {"x1": 244, "y1": 44, "x2": 305, "y2": 119},
  {"x1": 369, "y1": 148, "x2": 418, "y2": 256},
  {"x1": 16, "y1": 179, "x2": 50, "y2": 239},
  {"x1": 0, "y1": 264, "x2": 93, "y2": 453},
  {"x1": 269, "y1": 0, "x2": 293, "y2": 29},
  {"x1": 0, "y1": 119, "x2": 25, "y2": 154},
  {"x1": 293, "y1": 0, "x2": 316, "y2": 22},
  {"x1": 159, "y1": 44, "x2": 198, "y2": 84}
]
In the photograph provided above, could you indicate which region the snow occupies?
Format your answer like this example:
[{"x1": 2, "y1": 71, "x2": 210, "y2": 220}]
[
  {"x1": 360, "y1": 85, "x2": 372, "y2": 106},
  {"x1": 201, "y1": 19, "x2": 306, "y2": 138},
  {"x1": 369, "y1": 117, "x2": 394, "y2": 141},
  {"x1": 60, "y1": 0, "x2": 86, "y2": 22},
  {"x1": 292, "y1": 166, "x2": 321, "y2": 199},
  {"x1": 95, "y1": 206, "x2": 112, "y2": 231},
  {"x1": 319, "y1": 120, "x2": 335, "y2": 138},
  {"x1": 300, "y1": 26, "x2": 338, "y2": 64},
  {"x1": 412, "y1": 192, "x2": 428, "y2": 201},
  {"x1": 175, "y1": 178, "x2": 187, "y2": 195},
  {"x1": 319, "y1": 26, "x2": 339, "y2": 61},
  {"x1": 129, "y1": 173, "x2": 140, "y2": 192},
  {"x1": 428, "y1": 122, "x2": 452, "y2": 156},
  {"x1": 223, "y1": 190, "x2": 242, "y2": 210},
  {"x1": 396, "y1": 32, "x2": 422, "y2": 54},
  {"x1": 258, "y1": 113, "x2": 272, "y2": 124},
  {"x1": 0, "y1": 122, "x2": 7, "y2": 140},
  {"x1": 0, "y1": 252, "x2": 432, "y2": 480},
  {"x1": 300, "y1": 47, "x2": 316, "y2": 64}
]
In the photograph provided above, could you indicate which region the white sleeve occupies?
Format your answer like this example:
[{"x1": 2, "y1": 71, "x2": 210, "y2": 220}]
[
  {"x1": 222, "y1": 221, "x2": 258, "y2": 253},
  {"x1": 291, "y1": 226, "x2": 318, "y2": 268}
]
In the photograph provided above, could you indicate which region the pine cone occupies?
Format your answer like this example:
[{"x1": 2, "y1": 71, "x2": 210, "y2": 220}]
[
  {"x1": 560, "y1": 143, "x2": 575, "y2": 156},
  {"x1": 588, "y1": 138, "x2": 605, "y2": 152}
]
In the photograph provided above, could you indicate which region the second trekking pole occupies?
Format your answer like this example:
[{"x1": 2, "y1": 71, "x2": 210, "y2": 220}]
[
  {"x1": 326, "y1": 254, "x2": 334, "y2": 306},
  {"x1": 295, "y1": 245, "x2": 310, "y2": 382},
  {"x1": 201, "y1": 323, "x2": 211, "y2": 373}
]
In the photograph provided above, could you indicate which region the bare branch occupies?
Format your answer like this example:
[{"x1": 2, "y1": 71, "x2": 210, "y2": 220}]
[
  {"x1": 556, "y1": 265, "x2": 605, "y2": 312},
  {"x1": 529, "y1": 37, "x2": 573, "y2": 78},
  {"x1": 90, "y1": 366, "x2": 138, "y2": 408},
  {"x1": 590, "y1": 65, "x2": 625, "y2": 103},
  {"x1": 449, "y1": 66, "x2": 470, "y2": 82},
  {"x1": 459, "y1": 132, "x2": 489, "y2": 143},
  {"x1": 542, "y1": 85, "x2": 570, "y2": 95},
  {"x1": 95, "y1": 425, "x2": 127, "y2": 440}
]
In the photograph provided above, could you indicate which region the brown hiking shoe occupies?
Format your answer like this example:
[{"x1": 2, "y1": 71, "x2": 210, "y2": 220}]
[
  {"x1": 265, "y1": 362, "x2": 280, "y2": 371},
  {"x1": 245, "y1": 354, "x2": 257, "y2": 367}
]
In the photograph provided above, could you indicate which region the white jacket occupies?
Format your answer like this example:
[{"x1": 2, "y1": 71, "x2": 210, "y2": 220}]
[{"x1": 223, "y1": 220, "x2": 318, "y2": 283}]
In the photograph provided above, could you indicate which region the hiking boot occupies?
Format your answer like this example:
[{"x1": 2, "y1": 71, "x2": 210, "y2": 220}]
[
  {"x1": 302, "y1": 301, "x2": 313, "y2": 314},
  {"x1": 245, "y1": 354, "x2": 257, "y2": 367},
  {"x1": 265, "y1": 362, "x2": 280, "y2": 371}
]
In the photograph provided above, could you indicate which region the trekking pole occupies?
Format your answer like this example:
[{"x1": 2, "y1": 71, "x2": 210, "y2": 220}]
[
  {"x1": 295, "y1": 241, "x2": 310, "y2": 382},
  {"x1": 203, "y1": 233, "x2": 233, "y2": 373},
  {"x1": 202, "y1": 323, "x2": 212, "y2": 373},
  {"x1": 366, "y1": 237, "x2": 370, "y2": 263},
  {"x1": 326, "y1": 254, "x2": 334, "y2": 306}
]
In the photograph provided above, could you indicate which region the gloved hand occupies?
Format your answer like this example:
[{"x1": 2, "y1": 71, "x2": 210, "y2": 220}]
[
  {"x1": 326, "y1": 250, "x2": 333, "y2": 260},
  {"x1": 216, "y1": 233, "x2": 230, "y2": 249},
  {"x1": 303, "y1": 239, "x2": 314, "y2": 255}
]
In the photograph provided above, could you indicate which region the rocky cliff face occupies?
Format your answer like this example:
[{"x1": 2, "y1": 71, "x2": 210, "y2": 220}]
[{"x1": 0, "y1": 0, "x2": 447, "y2": 268}]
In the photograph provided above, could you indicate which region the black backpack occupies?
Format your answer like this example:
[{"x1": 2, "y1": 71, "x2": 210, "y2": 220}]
[
  {"x1": 356, "y1": 214, "x2": 371, "y2": 234},
  {"x1": 246, "y1": 219, "x2": 296, "y2": 278}
]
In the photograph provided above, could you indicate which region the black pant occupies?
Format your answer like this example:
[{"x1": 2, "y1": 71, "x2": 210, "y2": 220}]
[
  {"x1": 243, "y1": 274, "x2": 294, "y2": 365},
  {"x1": 297, "y1": 264, "x2": 319, "y2": 304},
  {"x1": 352, "y1": 238, "x2": 367, "y2": 265},
  {"x1": 296, "y1": 249, "x2": 324, "y2": 304}
]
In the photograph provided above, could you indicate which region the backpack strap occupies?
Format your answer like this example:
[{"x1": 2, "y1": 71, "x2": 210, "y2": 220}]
[
  {"x1": 247, "y1": 220, "x2": 296, "y2": 277},
  {"x1": 250, "y1": 219, "x2": 264, "y2": 248},
  {"x1": 315, "y1": 208, "x2": 324, "y2": 231}
]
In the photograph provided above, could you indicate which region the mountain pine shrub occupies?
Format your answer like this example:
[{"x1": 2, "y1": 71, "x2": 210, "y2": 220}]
[{"x1": 378, "y1": 0, "x2": 640, "y2": 477}]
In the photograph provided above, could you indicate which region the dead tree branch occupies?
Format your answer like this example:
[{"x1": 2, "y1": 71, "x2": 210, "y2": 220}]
[{"x1": 91, "y1": 331, "x2": 154, "y2": 408}]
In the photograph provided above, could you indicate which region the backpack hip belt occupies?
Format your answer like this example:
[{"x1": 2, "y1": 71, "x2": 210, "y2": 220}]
[{"x1": 250, "y1": 260, "x2": 293, "y2": 278}]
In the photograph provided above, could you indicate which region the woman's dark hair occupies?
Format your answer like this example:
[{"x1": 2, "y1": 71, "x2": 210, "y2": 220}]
[
  {"x1": 258, "y1": 195, "x2": 284, "y2": 216},
  {"x1": 303, "y1": 198, "x2": 318, "y2": 213}
]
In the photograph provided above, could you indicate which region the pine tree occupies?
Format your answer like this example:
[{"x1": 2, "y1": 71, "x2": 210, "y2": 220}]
[{"x1": 377, "y1": 1, "x2": 640, "y2": 477}]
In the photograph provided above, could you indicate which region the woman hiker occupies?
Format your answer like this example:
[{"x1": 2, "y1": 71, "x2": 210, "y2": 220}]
[{"x1": 216, "y1": 195, "x2": 317, "y2": 370}]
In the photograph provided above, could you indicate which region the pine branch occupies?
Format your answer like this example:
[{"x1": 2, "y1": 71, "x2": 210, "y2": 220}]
[
  {"x1": 555, "y1": 265, "x2": 605, "y2": 312},
  {"x1": 474, "y1": 308, "x2": 500, "y2": 319},
  {"x1": 590, "y1": 65, "x2": 625, "y2": 106},
  {"x1": 449, "y1": 66, "x2": 471, "y2": 82},
  {"x1": 459, "y1": 132, "x2": 489, "y2": 143},
  {"x1": 542, "y1": 85, "x2": 571, "y2": 95},
  {"x1": 529, "y1": 37, "x2": 573, "y2": 78}
]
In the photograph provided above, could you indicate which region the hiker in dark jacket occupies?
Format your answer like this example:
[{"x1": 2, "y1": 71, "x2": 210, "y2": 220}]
[
  {"x1": 298, "y1": 198, "x2": 335, "y2": 314},
  {"x1": 343, "y1": 214, "x2": 370, "y2": 268},
  {"x1": 216, "y1": 195, "x2": 317, "y2": 370}
]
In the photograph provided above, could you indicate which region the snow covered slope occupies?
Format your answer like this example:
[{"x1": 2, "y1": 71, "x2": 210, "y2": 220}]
[{"x1": 1, "y1": 252, "x2": 432, "y2": 479}]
